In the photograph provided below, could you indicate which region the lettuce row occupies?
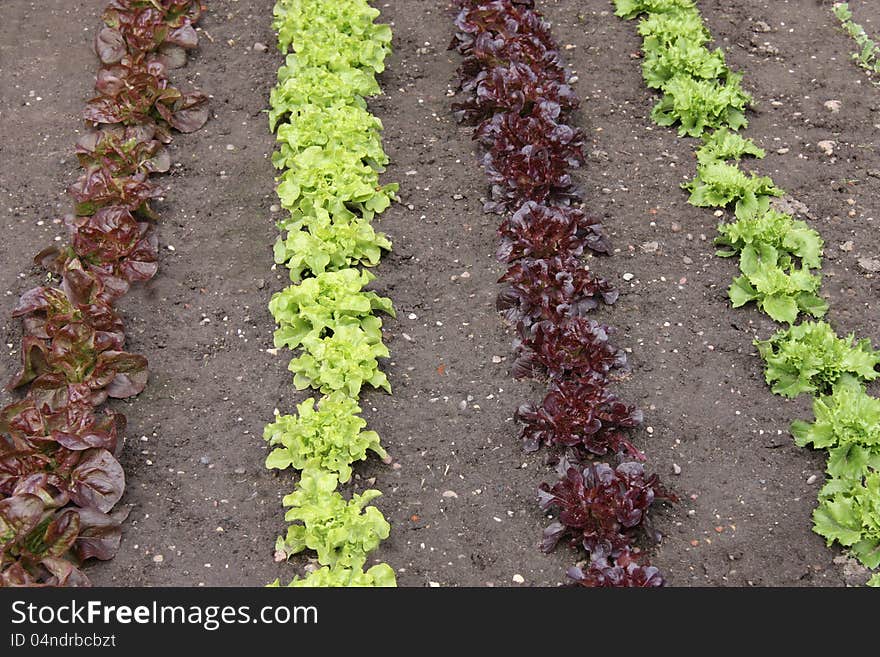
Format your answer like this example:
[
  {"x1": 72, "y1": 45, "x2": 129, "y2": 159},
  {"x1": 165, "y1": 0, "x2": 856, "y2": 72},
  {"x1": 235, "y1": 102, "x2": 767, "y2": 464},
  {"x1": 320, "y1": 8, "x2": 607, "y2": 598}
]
[
  {"x1": 453, "y1": 1, "x2": 672, "y2": 586},
  {"x1": 265, "y1": 0, "x2": 397, "y2": 587},
  {"x1": 617, "y1": 0, "x2": 880, "y2": 581},
  {"x1": 833, "y1": 3, "x2": 880, "y2": 79}
]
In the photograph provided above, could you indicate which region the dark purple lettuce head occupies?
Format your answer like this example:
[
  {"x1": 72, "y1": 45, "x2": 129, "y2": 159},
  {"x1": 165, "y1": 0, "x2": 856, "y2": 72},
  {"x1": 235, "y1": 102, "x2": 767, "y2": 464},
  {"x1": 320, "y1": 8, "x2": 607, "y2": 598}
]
[
  {"x1": 538, "y1": 461, "x2": 673, "y2": 557},
  {"x1": 516, "y1": 376, "x2": 644, "y2": 458},
  {"x1": 513, "y1": 317, "x2": 626, "y2": 382},
  {"x1": 498, "y1": 256, "x2": 617, "y2": 329},
  {"x1": 567, "y1": 549, "x2": 665, "y2": 587}
]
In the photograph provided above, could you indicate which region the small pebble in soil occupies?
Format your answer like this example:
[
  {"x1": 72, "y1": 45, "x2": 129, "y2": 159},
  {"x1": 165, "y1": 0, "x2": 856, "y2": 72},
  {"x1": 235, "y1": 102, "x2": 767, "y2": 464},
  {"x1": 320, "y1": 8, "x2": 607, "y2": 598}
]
[
  {"x1": 153, "y1": 555, "x2": 164, "y2": 563},
  {"x1": 442, "y1": 490, "x2": 458, "y2": 499},
  {"x1": 817, "y1": 140, "x2": 835, "y2": 156},
  {"x1": 858, "y1": 257, "x2": 880, "y2": 273},
  {"x1": 622, "y1": 273, "x2": 634, "y2": 281},
  {"x1": 512, "y1": 574, "x2": 525, "y2": 584},
  {"x1": 806, "y1": 474, "x2": 818, "y2": 485},
  {"x1": 492, "y1": 355, "x2": 502, "y2": 363},
  {"x1": 253, "y1": 42, "x2": 268, "y2": 52},
  {"x1": 199, "y1": 456, "x2": 211, "y2": 465},
  {"x1": 823, "y1": 99, "x2": 842, "y2": 113},
  {"x1": 233, "y1": 467, "x2": 246, "y2": 475},
  {"x1": 673, "y1": 463, "x2": 682, "y2": 475}
]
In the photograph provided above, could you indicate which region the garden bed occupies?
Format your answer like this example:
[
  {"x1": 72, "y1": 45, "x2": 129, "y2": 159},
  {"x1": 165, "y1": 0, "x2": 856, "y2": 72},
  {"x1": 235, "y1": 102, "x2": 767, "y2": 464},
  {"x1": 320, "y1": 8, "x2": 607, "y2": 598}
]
[{"x1": 1, "y1": 0, "x2": 878, "y2": 586}]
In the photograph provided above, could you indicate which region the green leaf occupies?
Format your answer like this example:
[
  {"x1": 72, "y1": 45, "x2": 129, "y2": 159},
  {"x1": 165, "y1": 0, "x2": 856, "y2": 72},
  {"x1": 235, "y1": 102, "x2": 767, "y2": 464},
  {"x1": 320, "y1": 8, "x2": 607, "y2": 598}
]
[
  {"x1": 761, "y1": 294, "x2": 798, "y2": 324},
  {"x1": 813, "y1": 496, "x2": 864, "y2": 546}
]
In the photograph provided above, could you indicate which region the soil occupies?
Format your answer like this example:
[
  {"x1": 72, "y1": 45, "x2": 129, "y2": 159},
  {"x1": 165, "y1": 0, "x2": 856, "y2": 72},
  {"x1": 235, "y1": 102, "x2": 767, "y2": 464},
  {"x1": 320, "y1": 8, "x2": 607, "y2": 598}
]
[{"x1": 1, "y1": 0, "x2": 878, "y2": 587}]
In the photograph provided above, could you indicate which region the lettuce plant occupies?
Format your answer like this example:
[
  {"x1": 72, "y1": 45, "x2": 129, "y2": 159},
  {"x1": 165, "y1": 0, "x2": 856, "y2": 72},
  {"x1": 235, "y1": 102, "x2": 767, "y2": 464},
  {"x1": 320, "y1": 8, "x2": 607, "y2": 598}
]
[
  {"x1": 265, "y1": 393, "x2": 387, "y2": 483},
  {"x1": 516, "y1": 376, "x2": 644, "y2": 459},
  {"x1": 272, "y1": 562, "x2": 396, "y2": 587},
  {"x1": 538, "y1": 460, "x2": 674, "y2": 558},
  {"x1": 696, "y1": 128, "x2": 765, "y2": 165},
  {"x1": 814, "y1": 469, "x2": 880, "y2": 569},
  {"x1": 277, "y1": 469, "x2": 391, "y2": 568},
  {"x1": 652, "y1": 74, "x2": 750, "y2": 137},
  {"x1": 756, "y1": 321, "x2": 880, "y2": 398},
  {"x1": 684, "y1": 161, "x2": 783, "y2": 220},
  {"x1": 269, "y1": 268, "x2": 394, "y2": 350},
  {"x1": 497, "y1": 256, "x2": 617, "y2": 329},
  {"x1": 289, "y1": 323, "x2": 390, "y2": 398},
  {"x1": 791, "y1": 376, "x2": 880, "y2": 480},
  {"x1": 728, "y1": 243, "x2": 826, "y2": 324},
  {"x1": 716, "y1": 209, "x2": 823, "y2": 270},
  {"x1": 568, "y1": 549, "x2": 665, "y2": 587}
]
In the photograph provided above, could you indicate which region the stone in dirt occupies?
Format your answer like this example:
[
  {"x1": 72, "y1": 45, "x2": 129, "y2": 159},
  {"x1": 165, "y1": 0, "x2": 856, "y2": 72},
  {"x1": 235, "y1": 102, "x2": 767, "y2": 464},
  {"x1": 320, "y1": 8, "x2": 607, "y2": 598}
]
[{"x1": 857, "y1": 257, "x2": 880, "y2": 273}]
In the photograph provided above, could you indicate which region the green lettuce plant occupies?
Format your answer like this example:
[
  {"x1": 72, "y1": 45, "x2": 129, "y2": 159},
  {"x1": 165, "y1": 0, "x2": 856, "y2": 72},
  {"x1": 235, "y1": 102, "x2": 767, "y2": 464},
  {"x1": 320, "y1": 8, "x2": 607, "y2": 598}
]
[
  {"x1": 651, "y1": 74, "x2": 751, "y2": 137},
  {"x1": 265, "y1": 393, "x2": 387, "y2": 482},
  {"x1": 684, "y1": 161, "x2": 783, "y2": 220},
  {"x1": 792, "y1": 376, "x2": 880, "y2": 480},
  {"x1": 696, "y1": 128, "x2": 765, "y2": 165},
  {"x1": 716, "y1": 209, "x2": 823, "y2": 269},
  {"x1": 289, "y1": 322, "x2": 390, "y2": 397},
  {"x1": 276, "y1": 469, "x2": 391, "y2": 567},
  {"x1": 756, "y1": 321, "x2": 880, "y2": 398},
  {"x1": 271, "y1": 562, "x2": 396, "y2": 587},
  {"x1": 814, "y1": 469, "x2": 880, "y2": 569},
  {"x1": 728, "y1": 243, "x2": 826, "y2": 323},
  {"x1": 269, "y1": 268, "x2": 394, "y2": 350}
]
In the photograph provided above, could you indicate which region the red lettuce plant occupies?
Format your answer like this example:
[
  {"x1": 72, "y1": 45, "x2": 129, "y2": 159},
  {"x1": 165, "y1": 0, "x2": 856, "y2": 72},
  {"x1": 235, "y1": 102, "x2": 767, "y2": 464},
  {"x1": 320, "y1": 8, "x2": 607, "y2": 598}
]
[
  {"x1": 538, "y1": 461, "x2": 674, "y2": 557},
  {"x1": 516, "y1": 377, "x2": 644, "y2": 459},
  {"x1": 497, "y1": 202, "x2": 609, "y2": 262},
  {"x1": 1, "y1": 0, "x2": 207, "y2": 587},
  {"x1": 512, "y1": 318, "x2": 627, "y2": 381},
  {"x1": 498, "y1": 256, "x2": 617, "y2": 329},
  {"x1": 567, "y1": 548, "x2": 665, "y2": 587}
]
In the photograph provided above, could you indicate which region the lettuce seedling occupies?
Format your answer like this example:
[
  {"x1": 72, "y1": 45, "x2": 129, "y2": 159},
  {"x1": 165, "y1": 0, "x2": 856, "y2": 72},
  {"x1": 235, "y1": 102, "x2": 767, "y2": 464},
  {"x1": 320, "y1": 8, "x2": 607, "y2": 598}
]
[
  {"x1": 685, "y1": 161, "x2": 783, "y2": 220},
  {"x1": 791, "y1": 375, "x2": 880, "y2": 480},
  {"x1": 273, "y1": 562, "x2": 396, "y2": 587},
  {"x1": 696, "y1": 128, "x2": 765, "y2": 165},
  {"x1": 652, "y1": 74, "x2": 751, "y2": 137},
  {"x1": 814, "y1": 469, "x2": 880, "y2": 569},
  {"x1": 716, "y1": 209, "x2": 823, "y2": 269},
  {"x1": 728, "y1": 242, "x2": 826, "y2": 324}
]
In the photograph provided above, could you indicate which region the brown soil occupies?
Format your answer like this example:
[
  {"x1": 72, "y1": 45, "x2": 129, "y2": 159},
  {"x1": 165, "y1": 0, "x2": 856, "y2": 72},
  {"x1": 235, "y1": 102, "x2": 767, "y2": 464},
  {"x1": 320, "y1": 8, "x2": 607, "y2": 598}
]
[{"x1": 1, "y1": 0, "x2": 878, "y2": 587}]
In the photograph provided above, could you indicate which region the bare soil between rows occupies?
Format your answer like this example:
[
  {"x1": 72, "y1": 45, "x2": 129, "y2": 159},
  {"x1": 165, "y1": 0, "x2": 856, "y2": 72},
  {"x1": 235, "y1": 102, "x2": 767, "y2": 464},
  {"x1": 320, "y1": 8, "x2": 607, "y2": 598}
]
[{"x1": 1, "y1": 0, "x2": 878, "y2": 586}]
